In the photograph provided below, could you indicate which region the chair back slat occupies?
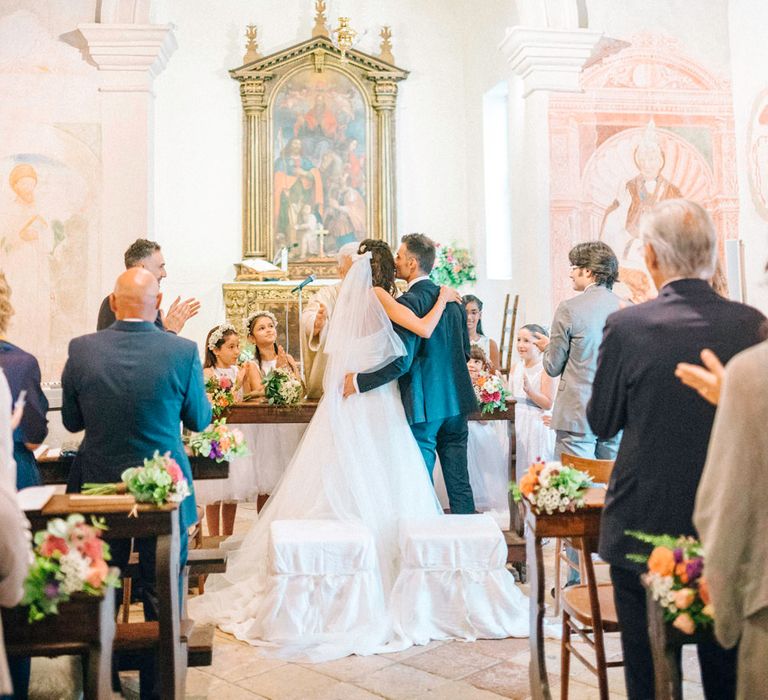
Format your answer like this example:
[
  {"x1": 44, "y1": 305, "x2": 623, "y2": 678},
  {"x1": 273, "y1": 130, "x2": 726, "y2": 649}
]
[
  {"x1": 559, "y1": 453, "x2": 615, "y2": 484},
  {"x1": 498, "y1": 293, "x2": 519, "y2": 377}
]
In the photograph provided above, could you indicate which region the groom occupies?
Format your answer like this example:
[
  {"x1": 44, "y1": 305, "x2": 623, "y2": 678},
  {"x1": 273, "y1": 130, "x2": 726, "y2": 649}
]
[{"x1": 343, "y1": 234, "x2": 477, "y2": 513}]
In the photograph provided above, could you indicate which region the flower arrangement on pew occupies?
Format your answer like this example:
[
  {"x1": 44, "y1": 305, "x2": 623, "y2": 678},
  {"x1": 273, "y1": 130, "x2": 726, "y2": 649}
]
[
  {"x1": 22, "y1": 514, "x2": 121, "y2": 622},
  {"x1": 430, "y1": 243, "x2": 477, "y2": 288},
  {"x1": 510, "y1": 459, "x2": 592, "y2": 514},
  {"x1": 473, "y1": 370, "x2": 511, "y2": 414},
  {"x1": 263, "y1": 367, "x2": 303, "y2": 406},
  {"x1": 83, "y1": 451, "x2": 191, "y2": 506},
  {"x1": 627, "y1": 531, "x2": 714, "y2": 635},
  {"x1": 205, "y1": 374, "x2": 237, "y2": 418},
  {"x1": 189, "y1": 419, "x2": 248, "y2": 463}
]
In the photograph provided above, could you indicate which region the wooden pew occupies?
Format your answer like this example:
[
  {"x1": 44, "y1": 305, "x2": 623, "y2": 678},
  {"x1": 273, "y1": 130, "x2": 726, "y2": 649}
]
[{"x1": 24, "y1": 496, "x2": 186, "y2": 699}]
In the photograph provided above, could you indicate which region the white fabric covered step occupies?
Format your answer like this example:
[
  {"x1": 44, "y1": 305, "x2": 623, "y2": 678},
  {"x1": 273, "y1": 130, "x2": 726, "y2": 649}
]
[
  {"x1": 390, "y1": 513, "x2": 529, "y2": 644},
  {"x1": 256, "y1": 519, "x2": 389, "y2": 651}
]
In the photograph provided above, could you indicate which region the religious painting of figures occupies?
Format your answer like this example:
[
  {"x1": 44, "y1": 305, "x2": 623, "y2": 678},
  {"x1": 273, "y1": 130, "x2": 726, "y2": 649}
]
[
  {"x1": 0, "y1": 124, "x2": 100, "y2": 382},
  {"x1": 271, "y1": 67, "x2": 368, "y2": 262}
]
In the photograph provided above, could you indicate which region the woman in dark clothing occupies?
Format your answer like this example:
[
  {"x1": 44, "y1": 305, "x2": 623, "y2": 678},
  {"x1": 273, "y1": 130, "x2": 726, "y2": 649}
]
[{"x1": 0, "y1": 273, "x2": 47, "y2": 489}]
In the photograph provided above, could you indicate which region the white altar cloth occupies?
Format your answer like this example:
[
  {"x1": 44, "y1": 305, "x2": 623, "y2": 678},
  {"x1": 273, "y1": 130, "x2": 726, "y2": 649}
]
[{"x1": 390, "y1": 514, "x2": 530, "y2": 644}]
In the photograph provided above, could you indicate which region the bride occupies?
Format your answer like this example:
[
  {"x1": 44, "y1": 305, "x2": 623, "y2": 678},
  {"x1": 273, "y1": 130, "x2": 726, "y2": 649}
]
[{"x1": 189, "y1": 242, "x2": 475, "y2": 659}]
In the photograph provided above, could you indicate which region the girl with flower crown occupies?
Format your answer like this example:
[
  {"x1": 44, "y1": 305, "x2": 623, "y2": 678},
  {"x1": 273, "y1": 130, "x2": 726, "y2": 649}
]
[
  {"x1": 243, "y1": 310, "x2": 307, "y2": 511},
  {"x1": 197, "y1": 323, "x2": 256, "y2": 536}
]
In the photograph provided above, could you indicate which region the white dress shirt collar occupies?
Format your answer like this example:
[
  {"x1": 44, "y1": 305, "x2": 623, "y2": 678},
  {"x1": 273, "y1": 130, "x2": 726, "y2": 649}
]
[{"x1": 406, "y1": 275, "x2": 431, "y2": 292}]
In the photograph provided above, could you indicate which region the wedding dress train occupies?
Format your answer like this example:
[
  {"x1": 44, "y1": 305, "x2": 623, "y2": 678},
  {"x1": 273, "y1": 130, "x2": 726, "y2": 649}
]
[{"x1": 189, "y1": 254, "x2": 530, "y2": 661}]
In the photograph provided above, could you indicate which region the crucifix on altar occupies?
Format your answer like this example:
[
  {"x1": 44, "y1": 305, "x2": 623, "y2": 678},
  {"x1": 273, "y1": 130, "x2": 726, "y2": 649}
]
[{"x1": 223, "y1": 0, "x2": 409, "y2": 357}]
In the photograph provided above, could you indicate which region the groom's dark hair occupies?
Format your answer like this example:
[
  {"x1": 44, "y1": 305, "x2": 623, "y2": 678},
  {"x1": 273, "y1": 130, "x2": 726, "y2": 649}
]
[{"x1": 402, "y1": 233, "x2": 436, "y2": 274}]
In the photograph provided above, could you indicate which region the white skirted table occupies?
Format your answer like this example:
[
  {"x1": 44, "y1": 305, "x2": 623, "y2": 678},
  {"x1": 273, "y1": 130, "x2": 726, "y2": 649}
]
[
  {"x1": 262, "y1": 520, "x2": 389, "y2": 646},
  {"x1": 390, "y1": 514, "x2": 529, "y2": 644}
]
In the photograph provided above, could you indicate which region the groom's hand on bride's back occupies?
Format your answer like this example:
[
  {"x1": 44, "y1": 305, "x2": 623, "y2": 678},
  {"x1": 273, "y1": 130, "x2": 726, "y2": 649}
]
[{"x1": 343, "y1": 373, "x2": 357, "y2": 398}]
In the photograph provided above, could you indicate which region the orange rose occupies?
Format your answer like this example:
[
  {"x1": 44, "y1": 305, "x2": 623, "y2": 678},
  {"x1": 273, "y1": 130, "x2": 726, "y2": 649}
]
[
  {"x1": 86, "y1": 559, "x2": 109, "y2": 588},
  {"x1": 672, "y1": 588, "x2": 695, "y2": 610},
  {"x1": 699, "y1": 576, "x2": 711, "y2": 605},
  {"x1": 672, "y1": 612, "x2": 695, "y2": 635},
  {"x1": 675, "y1": 562, "x2": 689, "y2": 584},
  {"x1": 519, "y1": 472, "x2": 537, "y2": 497},
  {"x1": 648, "y1": 546, "x2": 675, "y2": 577},
  {"x1": 533, "y1": 462, "x2": 545, "y2": 476}
]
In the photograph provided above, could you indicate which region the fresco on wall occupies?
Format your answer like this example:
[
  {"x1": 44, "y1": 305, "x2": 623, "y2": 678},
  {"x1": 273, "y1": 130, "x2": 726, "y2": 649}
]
[
  {"x1": 748, "y1": 89, "x2": 768, "y2": 221},
  {"x1": 272, "y1": 67, "x2": 368, "y2": 260},
  {"x1": 0, "y1": 11, "x2": 100, "y2": 381},
  {"x1": 549, "y1": 34, "x2": 736, "y2": 306}
]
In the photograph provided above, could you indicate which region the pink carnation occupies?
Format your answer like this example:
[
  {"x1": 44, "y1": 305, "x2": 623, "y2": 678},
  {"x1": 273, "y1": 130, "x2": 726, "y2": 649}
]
[{"x1": 165, "y1": 459, "x2": 184, "y2": 484}]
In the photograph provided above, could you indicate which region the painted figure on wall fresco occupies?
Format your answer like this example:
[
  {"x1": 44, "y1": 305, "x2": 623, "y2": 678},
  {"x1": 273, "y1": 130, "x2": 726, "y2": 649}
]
[
  {"x1": 600, "y1": 120, "x2": 683, "y2": 302},
  {"x1": 272, "y1": 68, "x2": 367, "y2": 260}
]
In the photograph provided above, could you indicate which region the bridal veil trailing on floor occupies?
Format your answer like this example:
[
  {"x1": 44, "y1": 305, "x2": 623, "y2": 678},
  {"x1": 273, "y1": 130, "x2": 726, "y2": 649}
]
[{"x1": 188, "y1": 253, "x2": 531, "y2": 661}]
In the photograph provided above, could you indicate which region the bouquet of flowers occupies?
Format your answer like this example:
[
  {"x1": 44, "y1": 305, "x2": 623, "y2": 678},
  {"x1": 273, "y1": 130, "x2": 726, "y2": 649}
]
[
  {"x1": 22, "y1": 514, "x2": 121, "y2": 622},
  {"x1": 627, "y1": 532, "x2": 713, "y2": 635},
  {"x1": 510, "y1": 459, "x2": 593, "y2": 515},
  {"x1": 473, "y1": 370, "x2": 511, "y2": 414},
  {"x1": 83, "y1": 451, "x2": 191, "y2": 506},
  {"x1": 189, "y1": 419, "x2": 248, "y2": 462},
  {"x1": 263, "y1": 367, "x2": 303, "y2": 406},
  {"x1": 206, "y1": 374, "x2": 236, "y2": 418},
  {"x1": 430, "y1": 243, "x2": 477, "y2": 288}
]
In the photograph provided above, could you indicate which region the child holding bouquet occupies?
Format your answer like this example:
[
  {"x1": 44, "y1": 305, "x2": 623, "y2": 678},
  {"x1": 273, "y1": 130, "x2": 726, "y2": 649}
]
[
  {"x1": 243, "y1": 311, "x2": 307, "y2": 511},
  {"x1": 462, "y1": 346, "x2": 509, "y2": 513},
  {"x1": 510, "y1": 324, "x2": 555, "y2": 481},
  {"x1": 199, "y1": 323, "x2": 256, "y2": 536}
]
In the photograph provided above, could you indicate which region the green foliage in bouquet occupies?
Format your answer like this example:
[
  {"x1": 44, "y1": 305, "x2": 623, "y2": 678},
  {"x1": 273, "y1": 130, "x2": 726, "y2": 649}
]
[
  {"x1": 263, "y1": 367, "x2": 303, "y2": 407},
  {"x1": 430, "y1": 243, "x2": 477, "y2": 288}
]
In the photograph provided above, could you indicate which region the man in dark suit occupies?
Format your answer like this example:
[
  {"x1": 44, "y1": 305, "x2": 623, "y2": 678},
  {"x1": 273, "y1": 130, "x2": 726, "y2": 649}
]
[
  {"x1": 63, "y1": 268, "x2": 212, "y2": 699},
  {"x1": 588, "y1": 199, "x2": 768, "y2": 700},
  {"x1": 343, "y1": 234, "x2": 477, "y2": 514},
  {"x1": 96, "y1": 238, "x2": 200, "y2": 333}
]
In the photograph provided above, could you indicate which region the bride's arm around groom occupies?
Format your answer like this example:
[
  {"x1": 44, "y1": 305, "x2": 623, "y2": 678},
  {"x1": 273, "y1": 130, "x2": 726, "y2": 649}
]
[{"x1": 344, "y1": 234, "x2": 477, "y2": 515}]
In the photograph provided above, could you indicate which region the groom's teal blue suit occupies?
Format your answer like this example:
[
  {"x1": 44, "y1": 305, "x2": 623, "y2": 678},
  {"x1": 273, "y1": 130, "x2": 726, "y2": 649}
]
[{"x1": 357, "y1": 279, "x2": 477, "y2": 513}]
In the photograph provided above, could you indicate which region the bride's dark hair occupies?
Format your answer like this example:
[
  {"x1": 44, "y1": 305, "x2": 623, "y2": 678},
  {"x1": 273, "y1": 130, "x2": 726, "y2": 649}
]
[{"x1": 358, "y1": 239, "x2": 396, "y2": 296}]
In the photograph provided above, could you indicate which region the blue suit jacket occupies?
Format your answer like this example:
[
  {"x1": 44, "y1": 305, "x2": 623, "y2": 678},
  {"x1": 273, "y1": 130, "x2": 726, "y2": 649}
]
[
  {"x1": 588, "y1": 279, "x2": 768, "y2": 570},
  {"x1": 0, "y1": 342, "x2": 49, "y2": 489},
  {"x1": 62, "y1": 321, "x2": 212, "y2": 530},
  {"x1": 357, "y1": 279, "x2": 476, "y2": 425}
]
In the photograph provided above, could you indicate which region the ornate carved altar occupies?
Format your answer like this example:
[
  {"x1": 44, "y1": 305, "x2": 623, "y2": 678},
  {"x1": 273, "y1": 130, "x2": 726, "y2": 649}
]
[{"x1": 223, "y1": 3, "x2": 408, "y2": 355}]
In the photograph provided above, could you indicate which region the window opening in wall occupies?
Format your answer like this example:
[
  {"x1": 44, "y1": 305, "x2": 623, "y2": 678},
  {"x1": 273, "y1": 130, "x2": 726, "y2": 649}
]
[{"x1": 482, "y1": 81, "x2": 512, "y2": 280}]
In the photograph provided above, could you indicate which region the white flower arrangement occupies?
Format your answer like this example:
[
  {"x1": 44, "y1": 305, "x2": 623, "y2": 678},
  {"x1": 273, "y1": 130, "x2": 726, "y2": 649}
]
[
  {"x1": 510, "y1": 460, "x2": 592, "y2": 515},
  {"x1": 263, "y1": 367, "x2": 304, "y2": 407}
]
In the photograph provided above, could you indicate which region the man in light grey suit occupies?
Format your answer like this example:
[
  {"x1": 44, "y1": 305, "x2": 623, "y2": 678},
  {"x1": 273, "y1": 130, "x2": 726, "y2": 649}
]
[
  {"x1": 534, "y1": 241, "x2": 622, "y2": 460},
  {"x1": 693, "y1": 339, "x2": 768, "y2": 699}
]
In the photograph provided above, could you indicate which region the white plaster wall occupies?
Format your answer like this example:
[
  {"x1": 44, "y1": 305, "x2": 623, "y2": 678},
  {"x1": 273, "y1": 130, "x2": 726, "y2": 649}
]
[
  {"x1": 727, "y1": 0, "x2": 768, "y2": 313},
  {"x1": 153, "y1": 0, "x2": 472, "y2": 346}
]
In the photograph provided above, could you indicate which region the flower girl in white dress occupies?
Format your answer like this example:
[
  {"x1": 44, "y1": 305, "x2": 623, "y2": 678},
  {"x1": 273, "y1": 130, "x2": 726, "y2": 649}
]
[
  {"x1": 510, "y1": 324, "x2": 556, "y2": 480},
  {"x1": 242, "y1": 311, "x2": 306, "y2": 512},
  {"x1": 198, "y1": 324, "x2": 256, "y2": 536}
]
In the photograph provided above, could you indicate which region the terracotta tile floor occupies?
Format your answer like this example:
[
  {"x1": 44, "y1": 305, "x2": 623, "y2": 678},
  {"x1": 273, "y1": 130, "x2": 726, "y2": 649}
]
[{"x1": 115, "y1": 504, "x2": 707, "y2": 700}]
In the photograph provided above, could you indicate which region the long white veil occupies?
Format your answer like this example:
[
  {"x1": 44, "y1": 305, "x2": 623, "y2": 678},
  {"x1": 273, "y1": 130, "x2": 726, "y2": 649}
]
[{"x1": 190, "y1": 253, "x2": 423, "y2": 639}]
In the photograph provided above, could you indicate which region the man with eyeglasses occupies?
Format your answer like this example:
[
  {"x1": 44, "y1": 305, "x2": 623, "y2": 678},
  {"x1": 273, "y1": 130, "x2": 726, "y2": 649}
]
[{"x1": 533, "y1": 241, "x2": 622, "y2": 461}]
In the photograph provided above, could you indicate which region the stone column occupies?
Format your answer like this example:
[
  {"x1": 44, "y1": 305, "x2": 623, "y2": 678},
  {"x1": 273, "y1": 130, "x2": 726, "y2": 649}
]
[
  {"x1": 76, "y1": 21, "x2": 176, "y2": 292},
  {"x1": 499, "y1": 26, "x2": 601, "y2": 321}
]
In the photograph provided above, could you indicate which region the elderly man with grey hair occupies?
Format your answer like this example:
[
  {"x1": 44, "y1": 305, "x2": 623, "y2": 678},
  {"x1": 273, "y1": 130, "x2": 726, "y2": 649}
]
[
  {"x1": 587, "y1": 199, "x2": 767, "y2": 700},
  {"x1": 300, "y1": 242, "x2": 361, "y2": 398}
]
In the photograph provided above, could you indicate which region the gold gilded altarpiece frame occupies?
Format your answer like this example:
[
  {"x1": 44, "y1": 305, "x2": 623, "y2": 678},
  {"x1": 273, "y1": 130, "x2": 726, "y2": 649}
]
[{"x1": 229, "y1": 17, "x2": 409, "y2": 280}]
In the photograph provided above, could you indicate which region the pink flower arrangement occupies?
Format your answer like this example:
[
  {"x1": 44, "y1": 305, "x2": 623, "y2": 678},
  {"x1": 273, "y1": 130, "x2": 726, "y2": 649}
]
[
  {"x1": 22, "y1": 514, "x2": 120, "y2": 622},
  {"x1": 472, "y1": 370, "x2": 511, "y2": 414}
]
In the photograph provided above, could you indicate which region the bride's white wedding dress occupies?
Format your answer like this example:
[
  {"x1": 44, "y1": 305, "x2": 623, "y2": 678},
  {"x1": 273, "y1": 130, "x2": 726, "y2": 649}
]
[{"x1": 189, "y1": 254, "x2": 531, "y2": 660}]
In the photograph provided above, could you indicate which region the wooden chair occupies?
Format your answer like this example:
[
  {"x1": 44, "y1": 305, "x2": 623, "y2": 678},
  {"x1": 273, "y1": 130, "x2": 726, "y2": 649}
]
[
  {"x1": 498, "y1": 293, "x2": 520, "y2": 378},
  {"x1": 560, "y1": 534, "x2": 623, "y2": 699},
  {"x1": 553, "y1": 454, "x2": 614, "y2": 616}
]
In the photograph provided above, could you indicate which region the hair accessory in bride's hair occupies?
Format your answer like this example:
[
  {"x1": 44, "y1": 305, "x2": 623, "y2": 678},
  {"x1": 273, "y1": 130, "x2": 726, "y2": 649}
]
[
  {"x1": 244, "y1": 310, "x2": 278, "y2": 334},
  {"x1": 207, "y1": 323, "x2": 237, "y2": 351}
]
